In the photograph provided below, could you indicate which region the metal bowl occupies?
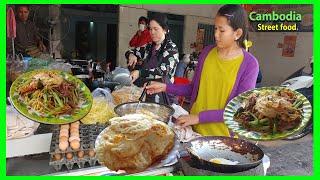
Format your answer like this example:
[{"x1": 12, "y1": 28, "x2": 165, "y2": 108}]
[{"x1": 114, "y1": 101, "x2": 174, "y2": 123}]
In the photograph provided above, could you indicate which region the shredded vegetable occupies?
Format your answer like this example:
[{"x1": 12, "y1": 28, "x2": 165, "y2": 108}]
[{"x1": 18, "y1": 71, "x2": 84, "y2": 117}]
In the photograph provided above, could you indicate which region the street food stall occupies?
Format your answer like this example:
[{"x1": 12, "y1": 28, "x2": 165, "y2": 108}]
[
  {"x1": 5, "y1": 3, "x2": 313, "y2": 176},
  {"x1": 6, "y1": 58, "x2": 311, "y2": 175}
]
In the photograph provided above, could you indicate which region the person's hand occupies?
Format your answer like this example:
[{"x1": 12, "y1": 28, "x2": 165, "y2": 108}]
[
  {"x1": 130, "y1": 70, "x2": 140, "y2": 83},
  {"x1": 176, "y1": 115, "x2": 199, "y2": 127},
  {"x1": 128, "y1": 53, "x2": 138, "y2": 69},
  {"x1": 145, "y1": 81, "x2": 166, "y2": 95}
]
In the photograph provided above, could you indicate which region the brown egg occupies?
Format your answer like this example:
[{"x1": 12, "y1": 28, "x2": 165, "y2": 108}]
[
  {"x1": 60, "y1": 129, "x2": 69, "y2": 136},
  {"x1": 77, "y1": 151, "x2": 84, "y2": 158},
  {"x1": 71, "y1": 121, "x2": 80, "y2": 126},
  {"x1": 54, "y1": 153, "x2": 62, "y2": 161},
  {"x1": 60, "y1": 124, "x2": 70, "y2": 130},
  {"x1": 70, "y1": 132, "x2": 79, "y2": 137},
  {"x1": 59, "y1": 141, "x2": 69, "y2": 151},
  {"x1": 59, "y1": 132, "x2": 69, "y2": 138},
  {"x1": 70, "y1": 127, "x2": 79, "y2": 134},
  {"x1": 70, "y1": 121, "x2": 80, "y2": 129},
  {"x1": 70, "y1": 140, "x2": 80, "y2": 150},
  {"x1": 66, "y1": 152, "x2": 73, "y2": 160},
  {"x1": 88, "y1": 150, "x2": 95, "y2": 157},
  {"x1": 59, "y1": 136, "x2": 68, "y2": 142},
  {"x1": 69, "y1": 136, "x2": 80, "y2": 142},
  {"x1": 70, "y1": 123, "x2": 80, "y2": 129}
]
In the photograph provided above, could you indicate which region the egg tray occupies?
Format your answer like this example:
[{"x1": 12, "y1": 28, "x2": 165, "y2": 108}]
[
  {"x1": 49, "y1": 124, "x2": 107, "y2": 154},
  {"x1": 49, "y1": 152, "x2": 99, "y2": 171},
  {"x1": 49, "y1": 124, "x2": 107, "y2": 171}
]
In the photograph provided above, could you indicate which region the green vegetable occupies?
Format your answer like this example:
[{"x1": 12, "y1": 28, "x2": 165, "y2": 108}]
[
  {"x1": 43, "y1": 93, "x2": 47, "y2": 104},
  {"x1": 257, "y1": 125, "x2": 270, "y2": 131},
  {"x1": 249, "y1": 112, "x2": 260, "y2": 124},
  {"x1": 52, "y1": 91, "x2": 64, "y2": 107},
  {"x1": 47, "y1": 106, "x2": 63, "y2": 116},
  {"x1": 293, "y1": 100, "x2": 303, "y2": 108},
  {"x1": 272, "y1": 123, "x2": 277, "y2": 135},
  {"x1": 249, "y1": 118, "x2": 269, "y2": 126}
]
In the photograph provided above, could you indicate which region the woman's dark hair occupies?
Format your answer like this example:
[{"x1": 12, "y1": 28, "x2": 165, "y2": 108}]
[
  {"x1": 16, "y1": 4, "x2": 30, "y2": 11},
  {"x1": 138, "y1": 16, "x2": 148, "y2": 24},
  {"x1": 217, "y1": 4, "x2": 248, "y2": 49},
  {"x1": 146, "y1": 13, "x2": 171, "y2": 63},
  {"x1": 149, "y1": 13, "x2": 169, "y2": 32}
]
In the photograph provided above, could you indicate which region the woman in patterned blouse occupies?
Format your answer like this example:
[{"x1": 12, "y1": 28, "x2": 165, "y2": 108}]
[{"x1": 125, "y1": 13, "x2": 179, "y2": 104}]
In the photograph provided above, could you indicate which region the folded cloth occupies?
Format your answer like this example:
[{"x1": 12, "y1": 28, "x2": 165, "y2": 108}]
[
  {"x1": 169, "y1": 104, "x2": 201, "y2": 142},
  {"x1": 6, "y1": 106, "x2": 40, "y2": 140}
]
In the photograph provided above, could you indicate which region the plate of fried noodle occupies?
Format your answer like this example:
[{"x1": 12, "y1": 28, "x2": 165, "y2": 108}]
[
  {"x1": 224, "y1": 87, "x2": 312, "y2": 141},
  {"x1": 10, "y1": 69, "x2": 93, "y2": 124}
]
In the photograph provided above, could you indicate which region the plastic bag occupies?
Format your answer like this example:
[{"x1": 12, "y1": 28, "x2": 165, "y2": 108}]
[
  {"x1": 48, "y1": 62, "x2": 73, "y2": 74},
  {"x1": 81, "y1": 88, "x2": 116, "y2": 124},
  {"x1": 6, "y1": 55, "x2": 24, "y2": 82},
  {"x1": 111, "y1": 85, "x2": 143, "y2": 105},
  {"x1": 26, "y1": 57, "x2": 54, "y2": 72},
  {"x1": 6, "y1": 106, "x2": 40, "y2": 140}
]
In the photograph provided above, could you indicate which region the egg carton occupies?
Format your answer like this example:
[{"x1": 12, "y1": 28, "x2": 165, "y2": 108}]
[
  {"x1": 49, "y1": 124, "x2": 107, "y2": 154},
  {"x1": 49, "y1": 124, "x2": 106, "y2": 171},
  {"x1": 49, "y1": 153, "x2": 99, "y2": 171}
]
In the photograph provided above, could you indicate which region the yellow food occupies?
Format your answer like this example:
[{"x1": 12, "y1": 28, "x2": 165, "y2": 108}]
[
  {"x1": 209, "y1": 158, "x2": 239, "y2": 165},
  {"x1": 81, "y1": 97, "x2": 116, "y2": 124}
]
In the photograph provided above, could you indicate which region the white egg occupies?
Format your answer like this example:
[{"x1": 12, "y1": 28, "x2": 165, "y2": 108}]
[{"x1": 209, "y1": 158, "x2": 239, "y2": 165}]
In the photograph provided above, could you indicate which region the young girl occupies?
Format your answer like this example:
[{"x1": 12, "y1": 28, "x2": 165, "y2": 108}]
[{"x1": 146, "y1": 4, "x2": 259, "y2": 137}]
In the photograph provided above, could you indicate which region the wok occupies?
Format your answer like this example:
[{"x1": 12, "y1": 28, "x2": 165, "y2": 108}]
[
  {"x1": 114, "y1": 101, "x2": 174, "y2": 123},
  {"x1": 185, "y1": 136, "x2": 264, "y2": 173}
]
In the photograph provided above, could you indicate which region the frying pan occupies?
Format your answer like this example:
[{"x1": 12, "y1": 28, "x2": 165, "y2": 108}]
[{"x1": 185, "y1": 136, "x2": 264, "y2": 173}]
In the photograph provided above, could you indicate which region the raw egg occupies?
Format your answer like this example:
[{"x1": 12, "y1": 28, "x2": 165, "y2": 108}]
[{"x1": 70, "y1": 140, "x2": 80, "y2": 150}]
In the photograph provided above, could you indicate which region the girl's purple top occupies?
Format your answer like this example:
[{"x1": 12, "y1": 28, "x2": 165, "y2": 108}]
[{"x1": 166, "y1": 45, "x2": 259, "y2": 123}]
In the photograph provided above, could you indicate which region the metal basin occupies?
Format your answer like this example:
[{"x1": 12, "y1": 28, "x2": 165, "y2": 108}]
[{"x1": 114, "y1": 101, "x2": 174, "y2": 123}]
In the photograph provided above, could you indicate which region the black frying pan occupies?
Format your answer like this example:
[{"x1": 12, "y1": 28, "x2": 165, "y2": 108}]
[{"x1": 185, "y1": 136, "x2": 264, "y2": 173}]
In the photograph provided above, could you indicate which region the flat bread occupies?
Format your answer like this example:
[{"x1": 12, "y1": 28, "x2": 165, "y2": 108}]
[{"x1": 96, "y1": 114, "x2": 174, "y2": 173}]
